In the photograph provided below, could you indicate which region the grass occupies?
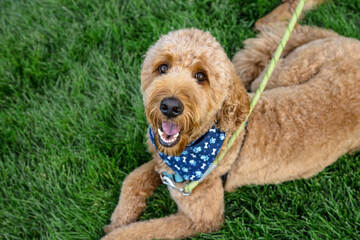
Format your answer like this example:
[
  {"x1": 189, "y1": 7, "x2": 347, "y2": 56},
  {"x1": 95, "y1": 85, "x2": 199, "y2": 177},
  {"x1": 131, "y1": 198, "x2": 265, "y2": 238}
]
[{"x1": 0, "y1": 0, "x2": 359, "y2": 239}]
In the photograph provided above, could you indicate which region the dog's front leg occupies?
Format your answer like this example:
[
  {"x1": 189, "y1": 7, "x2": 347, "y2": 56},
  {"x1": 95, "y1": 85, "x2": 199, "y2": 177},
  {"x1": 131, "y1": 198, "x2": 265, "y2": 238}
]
[
  {"x1": 104, "y1": 161, "x2": 162, "y2": 234},
  {"x1": 101, "y1": 176, "x2": 225, "y2": 240}
]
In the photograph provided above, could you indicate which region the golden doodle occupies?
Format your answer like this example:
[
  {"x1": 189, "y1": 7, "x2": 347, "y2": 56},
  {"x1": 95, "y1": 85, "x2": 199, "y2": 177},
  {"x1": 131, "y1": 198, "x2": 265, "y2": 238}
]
[{"x1": 102, "y1": 24, "x2": 360, "y2": 239}]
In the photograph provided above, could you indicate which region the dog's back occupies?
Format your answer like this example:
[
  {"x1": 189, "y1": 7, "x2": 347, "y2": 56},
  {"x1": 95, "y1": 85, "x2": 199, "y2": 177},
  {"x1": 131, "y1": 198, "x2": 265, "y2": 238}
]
[{"x1": 225, "y1": 25, "x2": 360, "y2": 191}]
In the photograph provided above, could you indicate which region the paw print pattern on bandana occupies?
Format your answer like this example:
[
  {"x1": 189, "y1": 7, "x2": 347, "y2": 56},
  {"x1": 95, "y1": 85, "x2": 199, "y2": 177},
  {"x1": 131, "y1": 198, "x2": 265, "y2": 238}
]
[
  {"x1": 182, "y1": 167, "x2": 189, "y2": 173},
  {"x1": 149, "y1": 125, "x2": 226, "y2": 181},
  {"x1": 195, "y1": 171, "x2": 202, "y2": 178},
  {"x1": 193, "y1": 147, "x2": 202, "y2": 153},
  {"x1": 220, "y1": 133, "x2": 225, "y2": 141}
]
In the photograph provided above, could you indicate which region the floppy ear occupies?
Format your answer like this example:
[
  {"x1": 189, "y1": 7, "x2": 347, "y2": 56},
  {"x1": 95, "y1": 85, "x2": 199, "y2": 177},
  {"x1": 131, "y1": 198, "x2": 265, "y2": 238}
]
[{"x1": 216, "y1": 65, "x2": 250, "y2": 133}]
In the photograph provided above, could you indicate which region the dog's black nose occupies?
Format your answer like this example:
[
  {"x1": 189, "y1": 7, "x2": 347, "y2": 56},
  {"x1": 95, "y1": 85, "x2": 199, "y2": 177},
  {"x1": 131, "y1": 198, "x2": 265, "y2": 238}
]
[{"x1": 160, "y1": 97, "x2": 184, "y2": 118}]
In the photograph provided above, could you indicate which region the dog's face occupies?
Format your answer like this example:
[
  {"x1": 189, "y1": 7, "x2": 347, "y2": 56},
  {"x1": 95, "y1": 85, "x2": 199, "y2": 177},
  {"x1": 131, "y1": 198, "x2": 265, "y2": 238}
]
[{"x1": 141, "y1": 29, "x2": 249, "y2": 156}]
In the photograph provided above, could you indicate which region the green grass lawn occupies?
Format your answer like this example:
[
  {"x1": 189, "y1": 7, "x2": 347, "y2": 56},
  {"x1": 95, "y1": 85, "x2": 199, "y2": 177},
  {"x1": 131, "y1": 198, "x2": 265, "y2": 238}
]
[{"x1": 1, "y1": 0, "x2": 360, "y2": 239}]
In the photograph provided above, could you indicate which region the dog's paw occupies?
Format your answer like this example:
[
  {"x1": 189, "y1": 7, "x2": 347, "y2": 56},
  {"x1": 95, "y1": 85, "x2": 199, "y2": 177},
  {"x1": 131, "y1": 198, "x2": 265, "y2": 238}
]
[
  {"x1": 101, "y1": 226, "x2": 129, "y2": 240},
  {"x1": 103, "y1": 223, "x2": 116, "y2": 234}
]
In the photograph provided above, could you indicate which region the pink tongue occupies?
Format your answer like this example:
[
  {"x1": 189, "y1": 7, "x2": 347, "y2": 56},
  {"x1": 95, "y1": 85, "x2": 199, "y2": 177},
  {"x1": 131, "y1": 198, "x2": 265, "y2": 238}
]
[{"x1": 162, "y1": 120, "x2": 181, "y2": 136}]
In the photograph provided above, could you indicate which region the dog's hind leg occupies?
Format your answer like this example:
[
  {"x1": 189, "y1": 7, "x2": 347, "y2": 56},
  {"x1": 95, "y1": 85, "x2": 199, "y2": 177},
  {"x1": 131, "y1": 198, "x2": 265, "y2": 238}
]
[
  {"x1": 101, "y1": 176, "x2": 225, "y2": 240},
  {"x1": 103, "y1": 161, "x2": 162, "y2": 234},
  {"x1": 232, "y1": 24, "x2": 338, "y2": 90},
  {"x1": 250, "y1": 47, "x2": 323, "y2": 91}
]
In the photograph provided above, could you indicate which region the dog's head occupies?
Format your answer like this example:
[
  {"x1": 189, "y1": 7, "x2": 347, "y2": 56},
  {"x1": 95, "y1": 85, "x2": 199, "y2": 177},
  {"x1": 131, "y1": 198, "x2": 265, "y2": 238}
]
[{"x1": 141, "y1": 29, "x2": 249, "y2": 156}]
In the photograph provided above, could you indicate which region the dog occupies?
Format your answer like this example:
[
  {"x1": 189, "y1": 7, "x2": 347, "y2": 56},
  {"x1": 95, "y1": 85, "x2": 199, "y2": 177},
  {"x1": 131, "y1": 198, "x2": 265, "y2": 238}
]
[{"x1": 102, "y1": 24, "x2": 360, "y2": 239}]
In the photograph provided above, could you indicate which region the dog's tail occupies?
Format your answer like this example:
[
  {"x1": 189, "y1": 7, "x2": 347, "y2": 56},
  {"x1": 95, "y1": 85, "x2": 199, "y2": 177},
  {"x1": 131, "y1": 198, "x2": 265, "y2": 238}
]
[{"x1": 233, "y1": 23, "x2": 338, "y2": 90}]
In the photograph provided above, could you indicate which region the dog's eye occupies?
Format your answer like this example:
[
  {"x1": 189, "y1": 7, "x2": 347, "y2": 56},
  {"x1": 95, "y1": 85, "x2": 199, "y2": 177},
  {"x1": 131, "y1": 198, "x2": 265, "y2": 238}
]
[
  {"x1": 158, "y1": 64, "x2": 169, "y2": 74},
  {"x1": 194, "y1": 72, "x2": 207, "y2": 82}
]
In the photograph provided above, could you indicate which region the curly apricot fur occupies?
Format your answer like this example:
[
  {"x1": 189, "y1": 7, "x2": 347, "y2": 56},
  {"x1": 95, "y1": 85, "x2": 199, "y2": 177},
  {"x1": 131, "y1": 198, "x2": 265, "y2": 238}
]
[{"x1": 103, "y1": 25, "x2": 360, "y2": 240}]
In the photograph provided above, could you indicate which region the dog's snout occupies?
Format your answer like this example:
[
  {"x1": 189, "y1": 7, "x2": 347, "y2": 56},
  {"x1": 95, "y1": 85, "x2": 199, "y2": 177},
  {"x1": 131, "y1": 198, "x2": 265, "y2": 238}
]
[{"x1": 160, "y1": 97, "x2": 184, "y2": 118}]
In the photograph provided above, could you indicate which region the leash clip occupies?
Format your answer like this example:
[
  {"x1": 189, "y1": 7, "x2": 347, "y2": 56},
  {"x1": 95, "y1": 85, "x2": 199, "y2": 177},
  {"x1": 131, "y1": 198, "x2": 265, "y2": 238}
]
[{"x1": 160, "y1": 173, "x2": 192, "y2": 196}]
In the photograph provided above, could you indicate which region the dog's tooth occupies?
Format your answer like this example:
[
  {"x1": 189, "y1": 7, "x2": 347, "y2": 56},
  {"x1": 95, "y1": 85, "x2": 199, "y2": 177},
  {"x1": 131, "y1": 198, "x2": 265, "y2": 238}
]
[{"x1": 158, "y1": 128, "x2": 179, "y2": 145}]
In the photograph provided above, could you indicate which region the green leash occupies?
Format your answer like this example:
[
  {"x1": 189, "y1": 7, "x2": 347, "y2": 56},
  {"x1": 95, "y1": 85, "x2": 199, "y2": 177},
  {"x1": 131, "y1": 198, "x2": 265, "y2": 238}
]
[{"x1": 183, "y1": 0, "x2": 307, "y2": 194}]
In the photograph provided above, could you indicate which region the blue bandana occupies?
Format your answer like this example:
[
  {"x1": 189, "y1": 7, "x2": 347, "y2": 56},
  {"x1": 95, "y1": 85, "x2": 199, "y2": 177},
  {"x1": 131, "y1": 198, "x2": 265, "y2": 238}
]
[{"x1": 149, "y1": 125, "x2": 226, "y2": 181}]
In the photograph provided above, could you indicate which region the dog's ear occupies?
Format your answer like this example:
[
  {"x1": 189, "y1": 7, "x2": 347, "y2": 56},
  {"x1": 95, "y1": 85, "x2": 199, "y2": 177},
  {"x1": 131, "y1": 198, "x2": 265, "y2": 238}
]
[{"x1": 216, "y1": 64, "x2": 250, "y2": 133}]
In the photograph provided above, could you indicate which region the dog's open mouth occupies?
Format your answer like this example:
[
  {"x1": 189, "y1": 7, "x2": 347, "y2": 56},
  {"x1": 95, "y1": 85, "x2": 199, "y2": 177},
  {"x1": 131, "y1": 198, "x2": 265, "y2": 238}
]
[{"x1": 158, "y1": 120, "x2": 182, "y2": 147}]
